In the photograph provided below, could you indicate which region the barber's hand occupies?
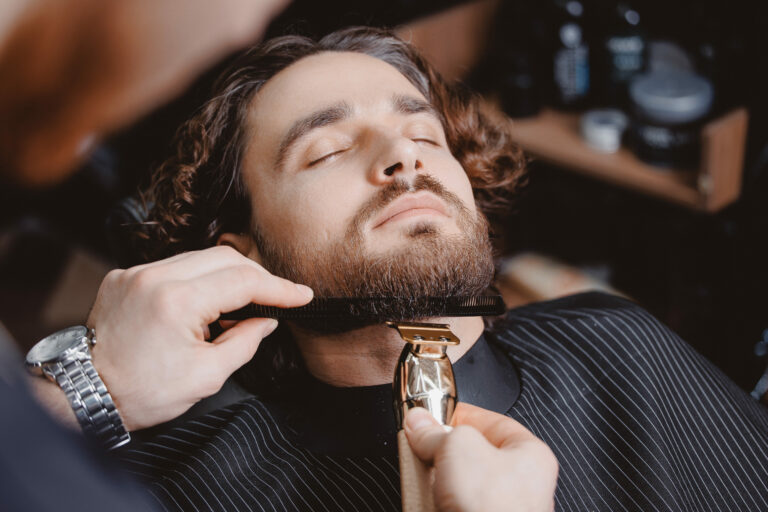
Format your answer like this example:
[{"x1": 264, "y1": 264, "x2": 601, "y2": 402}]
[
  {"x1": 86, "y1": 246, "x2": 313, "y2": 431},
  {"x1": 404, "y1": 403, "x2": 558, "y2": 512}
]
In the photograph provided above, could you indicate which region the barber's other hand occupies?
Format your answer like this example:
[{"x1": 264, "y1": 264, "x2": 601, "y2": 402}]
[
  {"x1": 404, "y1": 403, "x2": 558, "y2": 512},
  {"x1": 86, "y1": 246, "x2": 313, "y2": 431}
]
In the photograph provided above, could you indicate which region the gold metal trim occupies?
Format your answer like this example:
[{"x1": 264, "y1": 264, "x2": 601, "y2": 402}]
[
  {"x1": 385, "y1": 321, "x2": 460, "y2": 345},
  {"x1": 390, "y1": 321, "x2": 460, "y2": 429}
]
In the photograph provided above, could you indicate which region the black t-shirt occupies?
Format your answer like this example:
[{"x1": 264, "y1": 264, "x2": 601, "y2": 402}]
[{"x1": 119, "y1": 293, "x2": 768, "y2": 511}]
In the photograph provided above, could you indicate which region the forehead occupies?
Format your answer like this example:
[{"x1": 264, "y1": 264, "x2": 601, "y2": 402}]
[{"x1": 245, "y1": 51, "x2": 428, "y2": 161}]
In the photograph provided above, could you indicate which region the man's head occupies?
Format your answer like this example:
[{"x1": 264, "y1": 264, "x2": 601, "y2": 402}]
[
  {"x1": 140, "y1": 28, "x2": 523, "y2": 332},
  {"x1": 142, "y1": 28, "x2": 525, "y2": 312},
  {"x1": 139, "y1": 26, "x2": 526, "y2": 392}
]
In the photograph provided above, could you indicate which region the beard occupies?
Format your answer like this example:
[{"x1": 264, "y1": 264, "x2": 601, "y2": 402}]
[{"x1": 254, "y1": 174, "x2": 496, "y2": 332}]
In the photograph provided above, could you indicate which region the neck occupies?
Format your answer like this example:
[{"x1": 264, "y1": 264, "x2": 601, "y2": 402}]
[{"x1": 290, "y1": 316, "x2": 485, "y2": 387}]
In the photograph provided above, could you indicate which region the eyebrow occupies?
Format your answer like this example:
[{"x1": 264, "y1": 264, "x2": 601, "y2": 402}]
[
  {"x1": 392, "y1": 94, "x2": 441, "y2": 122},
  {"x1": 275, "y1": 102, "x2": 352, "y2": 170}
]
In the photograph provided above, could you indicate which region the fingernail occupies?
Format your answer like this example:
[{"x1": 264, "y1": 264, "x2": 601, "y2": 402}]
[
  {"x1": 405, "y1": 407, "x2": 437, "y2": 432},
  {"x1": 296, "y1": 284, "x2": 313, "y2": 299},
  {"x1": 264, "y1": 319, "x2": 279, "y2": 337}
]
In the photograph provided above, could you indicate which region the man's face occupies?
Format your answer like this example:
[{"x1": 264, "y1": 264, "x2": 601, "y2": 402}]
[{"x1": 238, "y1": 51, "x2": 494, "y2": 321}]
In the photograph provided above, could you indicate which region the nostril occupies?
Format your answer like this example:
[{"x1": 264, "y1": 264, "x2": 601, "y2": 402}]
[{"x1": 383, "y1": 163, "x2": 402, "y2": 176}]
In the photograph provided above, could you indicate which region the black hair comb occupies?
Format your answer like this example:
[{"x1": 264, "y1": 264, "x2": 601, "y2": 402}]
[{"x1": 220, "y1": 295, "x2": 506, "y2": 321}]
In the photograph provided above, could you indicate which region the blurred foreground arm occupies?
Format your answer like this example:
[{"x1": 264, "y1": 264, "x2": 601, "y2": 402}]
[
  {"x1": 404, "y1": 403, "x2": 559, "y2": 512},
  {"x1": 0, "y1": 0, "x2": 288, "y2": 185}
]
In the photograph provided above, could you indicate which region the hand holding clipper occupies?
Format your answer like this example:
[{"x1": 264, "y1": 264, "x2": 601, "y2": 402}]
[{"x1": 390, "y1": 321, "x2": 460, "y2": 512}]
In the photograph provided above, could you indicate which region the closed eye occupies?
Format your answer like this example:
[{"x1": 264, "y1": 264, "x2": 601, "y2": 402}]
[
  {"x1": 307, "y1": 149, "x2": 346, "y2": 167},
  {"x1": 412, "y1": 137, "x2": 439, "y2": 146}
]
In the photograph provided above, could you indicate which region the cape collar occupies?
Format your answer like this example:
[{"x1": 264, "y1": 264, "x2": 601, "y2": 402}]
[{"x1": 273, "y1": 332, "x2": 520, "y2": 456}]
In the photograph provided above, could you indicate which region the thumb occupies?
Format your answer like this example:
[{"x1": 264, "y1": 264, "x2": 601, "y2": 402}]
[
  {"x1": 404, "y1": 407, "x2": 450, "y2": 464},
  {"x1": 211, "y1": 317, "x2": 278, "y2": 376}
]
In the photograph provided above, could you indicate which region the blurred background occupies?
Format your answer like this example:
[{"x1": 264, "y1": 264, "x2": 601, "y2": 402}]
[{"x1": 1, "y1": 0, "x2": 767, "y2": 393}]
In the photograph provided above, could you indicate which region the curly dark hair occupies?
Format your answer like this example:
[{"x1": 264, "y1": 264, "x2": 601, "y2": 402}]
[
  {"x1": 135, "y1": 26, "x2": 527, "y2": 397},
  {"x1": 136, "y1": 26, "x2": 526, "y2": 263}
]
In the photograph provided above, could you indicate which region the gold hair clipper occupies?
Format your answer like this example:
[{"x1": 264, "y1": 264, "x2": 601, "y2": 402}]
[{"x1": 388, "y1": 321, "x2": 460, "y2": 512}]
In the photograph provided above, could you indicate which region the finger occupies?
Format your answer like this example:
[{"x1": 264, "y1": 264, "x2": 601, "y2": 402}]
[
  {"x1": 404, "y1": 407, "x2": 450, "y2": 464},
  {"x1": 132, "y1": 246, "x2": 269, "y2": 281},
  {"x1": 210, "y1": 317, "x2": 278, "y2": 376},
  {"x1": 451, "y1": 402, "x2": 538, "y2": 450},
  {"x1": 184, "y1": 265, "x2": 313, "y2": 323}
]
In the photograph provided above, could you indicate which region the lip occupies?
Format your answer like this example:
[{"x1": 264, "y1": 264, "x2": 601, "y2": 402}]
[{"x1": 371, "y1": 192, "x2": 449, "y2": 229}]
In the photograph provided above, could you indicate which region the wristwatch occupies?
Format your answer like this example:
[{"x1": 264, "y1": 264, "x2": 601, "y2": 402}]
[{"x1": 25, "y1": 326, "x2": 130, "y2": 450}]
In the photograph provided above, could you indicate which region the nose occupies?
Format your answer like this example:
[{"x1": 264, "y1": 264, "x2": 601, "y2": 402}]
[{"x1": 369, "y1": 134, "x2": 423, "y2": 185}]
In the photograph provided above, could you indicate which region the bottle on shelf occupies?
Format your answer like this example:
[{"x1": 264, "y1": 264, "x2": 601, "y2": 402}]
[
  {"x1": 595, "y1": 1, "x2": 647, "y2": 108},
  {"x1": 548, "y1": 0, "x2": 591, "y2": 111}
]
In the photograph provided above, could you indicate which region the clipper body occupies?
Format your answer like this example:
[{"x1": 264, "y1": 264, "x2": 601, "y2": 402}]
[{"x1": 389, "y1": 321, "x2": 459, "y2": 429}]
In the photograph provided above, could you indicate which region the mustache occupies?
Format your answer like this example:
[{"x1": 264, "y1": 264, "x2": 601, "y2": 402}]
[{"x1": 347, "y1": 174, "x2": 469, "y2": 237}]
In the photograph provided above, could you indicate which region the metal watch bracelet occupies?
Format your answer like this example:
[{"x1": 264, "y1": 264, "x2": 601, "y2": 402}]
[{"x1": 47, "y1": 354, "x2": 131, "y2": 450}]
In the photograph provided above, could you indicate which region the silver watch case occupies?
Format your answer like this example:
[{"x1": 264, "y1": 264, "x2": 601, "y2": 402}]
[{"x1": 25, "y1": 326, "x2": 93, "y2": 376}]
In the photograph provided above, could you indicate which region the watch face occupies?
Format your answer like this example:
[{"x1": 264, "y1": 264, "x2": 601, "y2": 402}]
[{"x1": 26, "y1": 326, "x2": 87, "y2": 365}]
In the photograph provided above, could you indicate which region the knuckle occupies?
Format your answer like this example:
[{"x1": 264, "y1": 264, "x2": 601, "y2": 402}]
[
  {"x1": 522, "y1": 438, "x2": 559, "y2": 475},
  {"x1": 213, "y1": 245, "x2": 236, "y2": 255},
  {"x1": 103, "y1": 269, "x2": 124, "y2": 287},
  {"x1": 97, "y1": 270, "x2": 123, "y2": 299},
  {"x1": 212, "y1": 244, "x2": 241, "y2": 261},
  {"x1": 128, "y1": 267, "x2": 158, "y2": 292}
]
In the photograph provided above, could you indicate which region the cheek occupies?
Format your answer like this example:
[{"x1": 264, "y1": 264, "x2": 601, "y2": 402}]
[
  {"x1": 257, "y1": 171, "x2": 366, "y2": 247},
  {"x1": 436, "y1": 157, "x2": 477, "y2": 211}
]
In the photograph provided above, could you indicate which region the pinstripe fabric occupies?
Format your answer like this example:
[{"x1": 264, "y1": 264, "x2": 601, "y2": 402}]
[{"x1": 120, "y1": 293, "x2": 768, "y2": 511}]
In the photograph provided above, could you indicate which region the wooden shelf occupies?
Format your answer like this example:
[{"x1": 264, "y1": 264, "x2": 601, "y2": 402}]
[{"x1": 496, "y1": 107, "x2": 748, "y2": 212}]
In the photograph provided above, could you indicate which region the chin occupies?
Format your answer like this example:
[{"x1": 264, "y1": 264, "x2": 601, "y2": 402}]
[
  {"x1": 406, "y1": 221, "x2": 439, "y2": 237},
  {"x1": 366, "y1": 220, "x2": 444, "y2": 249}
]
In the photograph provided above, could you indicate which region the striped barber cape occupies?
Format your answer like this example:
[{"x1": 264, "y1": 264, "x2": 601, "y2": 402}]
[{"x1": 119, "y1": 292, "x2": 768, "y2": 511}]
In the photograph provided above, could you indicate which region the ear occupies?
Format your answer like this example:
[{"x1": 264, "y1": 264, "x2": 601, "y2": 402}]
[{"x1": 217, "y1": 232, "x2": 264, "y2": 265}]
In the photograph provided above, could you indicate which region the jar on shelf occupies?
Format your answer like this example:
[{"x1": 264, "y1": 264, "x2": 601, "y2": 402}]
[{"x1": 628, "y1": 70, "x2": 714, "y2": 170}]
